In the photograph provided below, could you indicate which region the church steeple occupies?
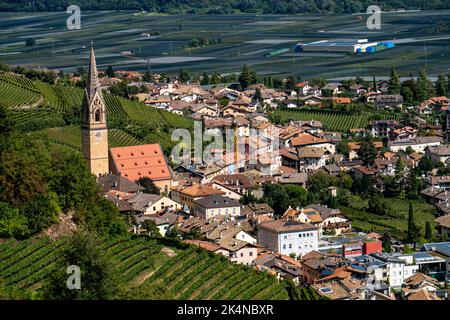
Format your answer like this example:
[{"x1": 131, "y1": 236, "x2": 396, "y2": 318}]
[
  {"x1": 81, "y1": 42, "x2": 109, "y2": 177},
  {"x1": 87, "y1": 42, "x2": 100, "y2": 99}
]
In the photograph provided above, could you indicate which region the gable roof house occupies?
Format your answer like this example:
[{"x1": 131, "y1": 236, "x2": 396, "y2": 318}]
[
  {"x1": 109, "y1": 144, "x2": 176, "y2": 193},
  {"x1": 290, "y1": 133, "x2": 335, "y2": 154},
  {"x1": 170, "y1": 183, "x2": 225, "y2": 210},
  {"x1": 425, "y1": 145, "x2": 450, "y2": 166},
  {"x1": 297, "y1": 147, "x2": 329, "y2": 172},
  {"x1": 98, "y1": 173, "x2": 144, "y2": 196},
  {"x1": 375, "y1": 94, "x2": 403, "y2": 109},
  {"x1": 192, "y1": 195, "x2": 242, "y2": 219},
  {"x1": 128, "y1": 193, "x2": 182, "y2": 216}
]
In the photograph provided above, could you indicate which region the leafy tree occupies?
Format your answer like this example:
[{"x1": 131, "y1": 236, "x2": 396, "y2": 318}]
[
  {"x1": 143, "y1": 219, "x2": 160, "y2": 238},
  {"x1": 283, "y1": 185, "x2": 308, "y2": 209},
  {"x1": 42, "y1": 230, "x2": 118, "y2": 300},
  {"x1": 407, "y1": 202, "x2": 421, "y2": 246},
  {"x1": 262, "y1": 184, "x2": 289, "y2": 216},
  {"x1": 388, "y1": 67, "x2": 401, "y2": 94},
  {"x1": 0, "y1": 202, "x2": 29, "y2": 239},
  {"x1": 307, "y1": 171, "x2": 331, "y2": 194},
  {"x1": 240, "y1": 190, "x2": 257, "y2": 205},
  {"x1": 336, "y1": 140, "x2": 349, "y2": 157},
  {"x1": 137, "y1": 177, "x2": 160, "y2": 195},
  {"x1": 435, "y1": 72, "x2": 447, "y2": 97},
  {"x1": 255, "y1": 88, "x2": 263, "y2": 104},
  {"x1": 416, "y1": 70, "x2": 435, "y2": 102},
  {"x1": 400, "y1": 86, "x2": 414, "y2": 104},
  {"x1": 357, "y1": 138, "x2": 377, "y2": 165},
  {"x1": 368, "y1": 194, "x2": 391, "y2": 216},
  {"x1": 178, "y1": 68, "x2": 190, "y2": 82},
  {"x1": 238, "y1": 64, "x2": 256, "y2": 89},
  {"x1": 382, "y1": 232, "x2": 392, "y2": 253},
  {"x1": 105, "y1": 65, "x2": 115, "y2": 78},
  {"x1": 22, "y1": 192, "x2": 60, "y2": 234},
  {"x1": 200, "y1": 72, "x2": 210, "y2": 85},
  {"x1": 418, "y1": 156, "x2": 434, "y2": 172}
]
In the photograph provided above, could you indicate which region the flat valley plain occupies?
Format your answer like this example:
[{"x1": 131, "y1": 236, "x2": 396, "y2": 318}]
[{"x1": 0, "y1": 10, "x2": 450, "y2": 78}]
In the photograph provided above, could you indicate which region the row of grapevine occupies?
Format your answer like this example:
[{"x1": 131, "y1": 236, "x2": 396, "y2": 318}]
[
  {"x1": 274, "y1": 109, "x2": 399, "y2": 132},
  {"x1": 0, "y1": 236, "x2": 293, "y2": 300},
  {"x1": 0, "y1": 79, "x2": 40, "y2": 108},
  {"x1": 109, "y1": 129, "x2": 143, "y2": 147}
]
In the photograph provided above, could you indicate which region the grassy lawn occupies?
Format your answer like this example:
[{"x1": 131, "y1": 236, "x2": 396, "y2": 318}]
[{"x1": 339, "y1": 198, "x2": 436, "y2": 241}]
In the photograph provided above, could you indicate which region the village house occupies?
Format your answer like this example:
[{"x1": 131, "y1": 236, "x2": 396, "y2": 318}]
[
  {"x1": 97, "y1": 173, "x2": 144, "y2": 197},
  {"x1": 290, "y1": 132, "x2": 335, "y2": 154},
  {"x1": 388, "y1": 136, "x2": 442, "y2": 153},
  {"x1": 375, "y1": 94, "x2": 403, "y2": 109},
  {"x1": 391, "y1": 126, "x2": 418, "y2": 141},
  {"x1": 258, "y1": 219, "x2": 319, "y2": 258},
  {"x1": 297, "y1": 147, "x2": 329, "y2": 172},
  {"x1": 299, "y1": 251, "x2": 346, "y2": 285},
  {"x1": 435, "y1": 215, "x2": 450, "y2": 238},
  {"x1": 170, "y1": 183, "x2": 225, "y2": 210},
  {"x1": 425, "y1": 145, "x2": 450, "y2": 166},
  {"x1": 185, "y1": 239, "x2": 257, "y2": 265},
  {"x1": 254, "y1": 251, "x2": 303, "y2": 285},
  {"x1": 278, "y1": 172, "x2": 308, "y2": 188},
  {"x1": 368, "y1": 120, "x2": 398, "y2": 138},
  {"x1": 401, "y1": 272, "x2": 441, "y2": 300},
  {"x1": 322, "y1": 82, "x2": 344, "y2": 95},
  {"x1": 353, "y1": 253, "x2": 419, "y2": 289},
  {"x1": 128, "y1": 193, "x2": 182, "y2": 216},
  {"x1": 192, "y1": 194, "x2": 242, "y2": 219},
  {"x1": 283, "y1": 205, "x2": 351, "y2": 237}
]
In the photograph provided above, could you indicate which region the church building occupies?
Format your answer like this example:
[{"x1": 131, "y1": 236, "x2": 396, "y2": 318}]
[
  {"x1": 81, "y1": 44, "x2": 176, "y2": 192},
  {"x1": 81, "y1": 44, "x2": 109, "y2": 176}
]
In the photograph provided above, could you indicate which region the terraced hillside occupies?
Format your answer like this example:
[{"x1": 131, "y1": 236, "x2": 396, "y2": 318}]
[
  {"x1": 273, "y1": 109, "x2": 401, "y2": 132},
  {"x1": 0, "y1": 236, "x2": 295, "y2": 300},
  {"x1": 0, "y1": 73, "x2": 192, "y2": 129},
  {"x1": 0, "y1": 73, "x2": 193, "y2": 152}
]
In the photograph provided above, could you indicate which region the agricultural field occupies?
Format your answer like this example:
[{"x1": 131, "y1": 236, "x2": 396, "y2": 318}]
[
  {"x1": 339, "y1": 199, "x2": 436, "y2": 240},
  {"x1": 0, "y1": 235, "x2": 301, "y2": 300},
  {"x1": 0, "y1": 11, "x2": 449, "y2": 79},
  {"x1": 273, "y1": 109, "x2": 400, "y2": 132}
]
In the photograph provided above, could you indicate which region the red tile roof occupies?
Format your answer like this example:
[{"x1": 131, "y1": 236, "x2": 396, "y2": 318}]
[{"x1": 109, "y1": 144, "x2": 172, "y2": 182}]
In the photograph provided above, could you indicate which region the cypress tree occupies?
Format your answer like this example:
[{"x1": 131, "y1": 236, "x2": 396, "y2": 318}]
[
  {"x1": 425, "y1": 221, "x2": 433, "y2": 241},
  {"x1": 388, "y1": 67, "x2": 401, "y2": 94},
  {"x1": 435, "y1": 73, "x2": 447, "y2": 97}
]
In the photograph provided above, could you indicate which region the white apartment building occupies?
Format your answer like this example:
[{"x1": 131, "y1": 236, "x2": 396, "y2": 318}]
[
  {"x1": 365, "y1": 253, "x2": 419, "y2": 288},
  {"x1": 258, "y1": 219, "x2": 319, "y2": 258}
]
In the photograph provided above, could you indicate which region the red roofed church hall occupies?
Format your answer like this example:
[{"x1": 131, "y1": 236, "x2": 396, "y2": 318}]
[{"x1": 109, "y1": 144, "x2": 176, "y2": 193}]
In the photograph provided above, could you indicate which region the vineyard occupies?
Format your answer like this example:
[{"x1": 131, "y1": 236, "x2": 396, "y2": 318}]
[
  {"x1": 0, "y1": 236, "x2": 294, "y2": 300},
  {"x1": 0, "y1": 73, "x2": 193, "y2": 133},
  {"x1": 35, "y1": 126, "x2": 149, "y2": 150},
  {"x1": 273, "y1": 109, "x2": 400, "y2": 132},
  {"x1": 0, "y1": 74, "x2": 41, "y2": 108}
]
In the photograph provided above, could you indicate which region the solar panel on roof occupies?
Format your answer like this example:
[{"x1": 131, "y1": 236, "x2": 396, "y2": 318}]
[{"x1": 319, "y1": 287, "x2": 333, "y2": 294}]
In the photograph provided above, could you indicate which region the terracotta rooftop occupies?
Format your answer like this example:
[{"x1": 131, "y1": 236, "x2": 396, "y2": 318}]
[
  {"x1": 291, "y1": 133, "x2": 328, "y2": 147},
  {"x1": 407, "y1": 288, "x2": 441, "y2": 300},
  {"x1": 109, "y1": 144, "x2": 172, "y2": 182},
  {"x1": 175, "y1": 183, "x2": 224, "y2": 197}
]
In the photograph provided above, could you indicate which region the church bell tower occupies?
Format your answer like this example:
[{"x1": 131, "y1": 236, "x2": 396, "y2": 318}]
[{"x1": 81, "y1": 43, "x2": 109, "y2": 176}]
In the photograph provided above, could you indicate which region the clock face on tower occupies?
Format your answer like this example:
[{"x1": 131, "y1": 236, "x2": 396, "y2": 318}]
[{"x1": 95, "y1": 131, "x2": 102, "y2": 140}]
